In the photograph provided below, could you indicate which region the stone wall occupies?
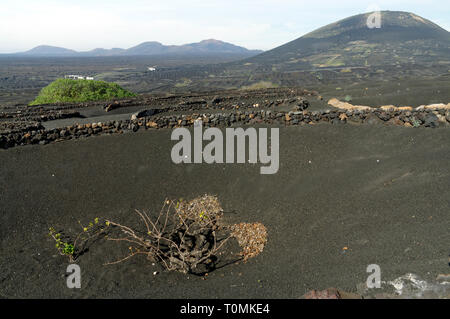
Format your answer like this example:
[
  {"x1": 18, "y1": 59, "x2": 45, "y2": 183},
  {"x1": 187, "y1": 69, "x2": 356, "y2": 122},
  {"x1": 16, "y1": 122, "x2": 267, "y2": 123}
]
[
  {"x1": 329, "y1": 98, "x2": 450, "y2": 112},
  {"x1": 1, "y1": 108, "x2": 450, "y2": 149}
]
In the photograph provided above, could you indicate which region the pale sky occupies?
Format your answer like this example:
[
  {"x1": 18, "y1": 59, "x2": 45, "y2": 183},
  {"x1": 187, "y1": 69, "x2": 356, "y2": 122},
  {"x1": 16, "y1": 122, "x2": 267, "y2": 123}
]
[{"x1": 0, "y1": 0, "x2": 449, "y2": 53}]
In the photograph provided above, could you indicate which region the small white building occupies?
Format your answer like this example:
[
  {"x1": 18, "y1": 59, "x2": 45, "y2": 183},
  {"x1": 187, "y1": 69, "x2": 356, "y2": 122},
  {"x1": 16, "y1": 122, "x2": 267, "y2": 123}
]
[
  {"x1": 65, "y1": 75, "x2": 94, "y2": 80},
  {"x1": 147, "y1": 67, "x2": 157, "y2": 72}
]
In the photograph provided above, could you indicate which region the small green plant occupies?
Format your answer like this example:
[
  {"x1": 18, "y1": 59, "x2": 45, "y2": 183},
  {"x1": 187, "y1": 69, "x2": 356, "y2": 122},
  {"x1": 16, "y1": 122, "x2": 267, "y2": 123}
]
[
  {"x1": 30, "y1": 79, "x2": 136, "y2": 106},
  {"x1": 410, "y1": 117, "x2": 422, "y2": 127},
  {"x1": 62, "y1": 243, "x2": 75, "y2": 255},
  {"x1": 48, "y1": 217, "x2": 108, "y2": 262},
  {"x1": 48, "y1": 227, "x2": 76, "y2": 262}
]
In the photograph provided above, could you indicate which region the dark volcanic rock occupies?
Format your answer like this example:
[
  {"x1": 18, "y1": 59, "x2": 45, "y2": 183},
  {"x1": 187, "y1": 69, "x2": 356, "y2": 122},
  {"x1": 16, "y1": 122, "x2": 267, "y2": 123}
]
[
  {"x1": 377, "y1": 112, "x2": 391, "y2": 121},
  {"x1": 292, "y1": 98, "x2": 310, "y2": 111},
  {"x1": 365, "y1": 114, "x2": 384, "y2": 125},
  {"x1": 131, "y1": 109, "x2": 160, "y2": 120},
  {"x1": 302, "y1": 288, "x2": 362, "y2": 299},
  {"x1": 423, "y1": 113, "x2": 439, "y2": 128},
  {"x1": 331, "y1": 118, "x2": 343, "y2": 125},
  {"x1": 211, "y1": 96, "x2": 224, "y2": 105},
  {"x1": 130, "y1": 123, "x2": 138, "y2": 132},
  {"x1": 179, "y1": 100, "x2": 207, "y2": 107},
  {"x1": 0, "y1": 135, "x2": 6, "y2": 149}
]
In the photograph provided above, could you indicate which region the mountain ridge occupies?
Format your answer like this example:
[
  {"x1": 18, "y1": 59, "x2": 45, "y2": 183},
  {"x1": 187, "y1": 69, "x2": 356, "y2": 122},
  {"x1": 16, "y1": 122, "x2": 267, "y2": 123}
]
[{"x1": 10, "y1": 39, "x2": 263, "y2": 57}]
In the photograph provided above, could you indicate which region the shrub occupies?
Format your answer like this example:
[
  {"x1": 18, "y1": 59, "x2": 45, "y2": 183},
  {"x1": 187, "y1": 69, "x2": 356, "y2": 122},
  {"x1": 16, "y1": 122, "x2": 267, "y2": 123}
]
[
  {"x1": 105, "y1": 195, "x2": 269, "y2": 274},
  {"x1": 29, "y1": 79, "x2": 136, "y2": 105},
  {"x1": 105, "y1": 195, "x2": 231, "y2": 274},
  {"x1": 47, "y1": 195, "x2": 269, "y2": 275}
]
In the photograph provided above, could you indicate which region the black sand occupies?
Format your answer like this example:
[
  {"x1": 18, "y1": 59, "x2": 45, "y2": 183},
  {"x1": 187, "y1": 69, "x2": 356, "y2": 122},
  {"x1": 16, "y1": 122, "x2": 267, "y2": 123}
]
[{"x1": 0, "y1": 124, "x2": 449, "y2": 298}]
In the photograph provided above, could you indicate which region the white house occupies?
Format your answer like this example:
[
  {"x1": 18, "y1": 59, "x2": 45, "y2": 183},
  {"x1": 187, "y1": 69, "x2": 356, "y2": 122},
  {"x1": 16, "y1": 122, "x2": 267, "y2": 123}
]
[{"x1": 65, "y1": 75, "x2": 94, "y2": 80}]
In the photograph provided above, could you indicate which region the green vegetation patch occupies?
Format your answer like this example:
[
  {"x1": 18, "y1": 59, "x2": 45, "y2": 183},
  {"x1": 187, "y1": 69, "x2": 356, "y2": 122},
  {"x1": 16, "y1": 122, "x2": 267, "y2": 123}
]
[
  {"x1": 241, "y1": 81, "x2": 279, "y2": 91},
  {"x1": 29, "y1": 78, "x2": 136, "y2": 105},
  {"x1": 174, "y1": 78, "x2": 193, "y2": 88}
]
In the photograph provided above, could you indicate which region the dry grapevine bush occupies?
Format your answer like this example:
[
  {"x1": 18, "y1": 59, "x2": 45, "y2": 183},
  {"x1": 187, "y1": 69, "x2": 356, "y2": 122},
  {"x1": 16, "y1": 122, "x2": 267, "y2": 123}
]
[
  {"x1": 231, "y1": 223, "x2": 268, "y2": 262},
  {"x1": 104, "y1": 195, "x2": 268, "y2": 274}
]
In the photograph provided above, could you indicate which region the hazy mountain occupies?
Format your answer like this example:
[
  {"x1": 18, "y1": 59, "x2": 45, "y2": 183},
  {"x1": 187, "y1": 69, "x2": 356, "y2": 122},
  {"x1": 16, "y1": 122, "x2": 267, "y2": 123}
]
[
  {"x1": 81, "y1": 48, "x2": 126, "y2": 56},
  {"x1": 124, "y1": 41, "x2": 167, "y2": 55},
  {"x1": 245, "y1": 11, "x2": 450, "y2": 70},
  {"x1": 180, "y1": 39, "x2": 260, "y2": 54},
  {"x1": 19, "y1": 45, "x2": 78, "y2": 57},
  {"x1": 13, "y1": 40, "x2": 262, "y2": 57}
]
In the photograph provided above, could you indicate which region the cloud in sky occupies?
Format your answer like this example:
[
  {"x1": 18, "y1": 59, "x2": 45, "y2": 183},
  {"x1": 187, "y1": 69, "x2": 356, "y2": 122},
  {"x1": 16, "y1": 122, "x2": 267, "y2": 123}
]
[{"x1": 0, "y1": 0, "x2": 448, "y2": 53}]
